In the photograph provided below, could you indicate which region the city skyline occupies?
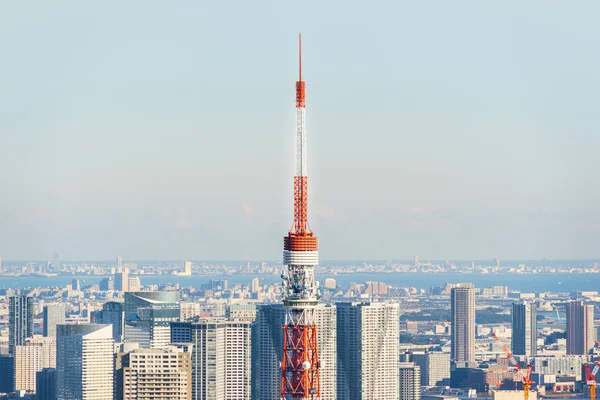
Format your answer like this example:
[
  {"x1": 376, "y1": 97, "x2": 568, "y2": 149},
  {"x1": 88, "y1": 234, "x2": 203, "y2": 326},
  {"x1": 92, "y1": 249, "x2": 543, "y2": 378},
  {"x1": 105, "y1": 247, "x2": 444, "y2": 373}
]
[{"x1": 1, "y1": 2, "x2": 600, "y2": 261}]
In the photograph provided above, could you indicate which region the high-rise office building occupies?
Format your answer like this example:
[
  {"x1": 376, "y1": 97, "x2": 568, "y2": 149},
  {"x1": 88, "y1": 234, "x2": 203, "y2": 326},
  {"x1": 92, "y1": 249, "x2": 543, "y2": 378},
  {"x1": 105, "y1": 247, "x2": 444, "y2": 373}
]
[
  {"x1": 36, "y1": 368, "x2": 57, "y2": 400},
  {"x1": 53, "y1": 252, "x2": 60, "y2": 273},
  {"x1": 337, "y1": 301, "x2": 399, "y2": 400},
  {"x1": 43, "y1": 304, "x2": 66, "y2": 337},
  {"x1": 9, "y1": 295, "x2": 34, "y2": 354},
  {"x1": 124, "y1": 291, "x2": 180, "y2": 348},
  {"x1": 56, "y1": 324, "x2": 114, "y2": 400},
  {"x1": 171, "y1": 320, "x2": 251, "y2": 400},
  {"x1": 251, "y1": 303, "x2": 337, "y2": 400},
  {"x1": 116, "y1": 345, "x2": 191, "y2": 400},
  {"x1": 450, "y1": 284, "x2": 475, "y2": 362},
  {"x1": 115, "y1": 268, "x2": 129, "y2": 292},
  {"x1": 512, "y1": 301, "x2": 537, "y2": 357},
  {"x1": 14, "y1": 337, "x2": 56, "y2": 392},
  {"x1": 251, "y1": 277, "x2": 260, "y2": 293},
  {"x1": 184, "y1": 261, "x2": 192, "y2": 276},
  {"x1": 71, "y1": 279, "x2": 80, "y2": 291},
  {"x1": 97, "y1": 301, "x2": 124, "y2": 342},
  {"x1": 411, "y1": 352, "x2": 451, "y2": 386},
  {"x1": 566, "y1": 300, "x2": 595, "y2": 355},
  {"x1": 117, "y1": 256, "x2": 123, "y2": 270},
  {"x1": 226, "y1": 304, "x2": 257, "y2": 322},
  {"x1": 399, "y1": 362, "x2": 420, "y2": 400}
]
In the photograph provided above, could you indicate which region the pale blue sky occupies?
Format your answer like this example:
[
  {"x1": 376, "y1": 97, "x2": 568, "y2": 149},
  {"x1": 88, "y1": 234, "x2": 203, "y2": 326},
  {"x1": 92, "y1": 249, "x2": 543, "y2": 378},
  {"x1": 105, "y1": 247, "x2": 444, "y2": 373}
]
[{"x1": 1, "y1": 1, "x2": 599, "y2": 260}]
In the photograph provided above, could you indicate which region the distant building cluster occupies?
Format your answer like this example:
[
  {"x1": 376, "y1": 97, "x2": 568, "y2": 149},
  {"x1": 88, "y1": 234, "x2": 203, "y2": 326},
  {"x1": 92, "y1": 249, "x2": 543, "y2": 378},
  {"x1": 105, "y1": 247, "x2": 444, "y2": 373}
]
[{"x1": 0, "y1": 257, "x2": 598, "y2": 399}]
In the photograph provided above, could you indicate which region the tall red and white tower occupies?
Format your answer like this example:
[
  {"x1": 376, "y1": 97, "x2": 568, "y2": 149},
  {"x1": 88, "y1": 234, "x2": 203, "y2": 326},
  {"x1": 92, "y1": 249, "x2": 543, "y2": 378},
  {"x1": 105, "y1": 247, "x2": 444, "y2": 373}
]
[{"x1": 280, "y1": 34, "x2": 321, "y2": 400}]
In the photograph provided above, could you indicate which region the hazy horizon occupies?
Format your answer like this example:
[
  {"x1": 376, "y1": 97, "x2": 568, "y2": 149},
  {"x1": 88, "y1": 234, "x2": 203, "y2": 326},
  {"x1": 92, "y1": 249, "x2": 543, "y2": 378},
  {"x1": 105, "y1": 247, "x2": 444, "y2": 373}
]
[{"x1": 1, "y1": 2, "x2": 599, "y2": 260}]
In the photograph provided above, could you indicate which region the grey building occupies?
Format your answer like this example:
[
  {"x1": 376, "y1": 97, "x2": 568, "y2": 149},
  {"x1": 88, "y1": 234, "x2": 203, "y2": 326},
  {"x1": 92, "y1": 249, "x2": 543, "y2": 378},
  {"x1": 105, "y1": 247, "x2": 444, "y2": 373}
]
[
  {"x1": 337, "y1": 301, "x2": 399, "y2": 400},
  {"x1": 566, "y1": 300, "x2": 595, "y2": 355},
  {"x1": 97, "y1": 301, "x2": 124, "y2": 342},
  {"x1": 43, "y1": 304, "x2": 66, "y2": 337},
  {"x1": 399, "y1": 362, "x2": 420, "y2": 400},
  {"x1": 9, "y1": 295, "x2": 34, "y2": 354},
  {"x1": 36, "y1": 368, "x2": 57, "y2": 400},
  {"x1": 450, "y1": 284, "x2": 475, "y2": 362},
  {"x1": 0, "y1": 355, "x2": 15, "y2": 393},
  {"x1": 251, "y1": 303, "x2": 337, "y2": 400},
  {"x1": 511, "y1": 301, "x2": 537, "y2": 357},
  {"x1": 411, "y1": 352, "x2": 450, "y2": 386},
  {"x1": 124, "y1": 291, "x2": 180, "y2": 348}
]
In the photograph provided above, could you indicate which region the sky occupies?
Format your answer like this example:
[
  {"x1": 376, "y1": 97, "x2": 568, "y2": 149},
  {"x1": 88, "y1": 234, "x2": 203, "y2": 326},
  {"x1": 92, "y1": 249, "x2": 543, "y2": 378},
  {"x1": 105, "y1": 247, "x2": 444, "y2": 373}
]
[{"x1": 1, "y1": 1, "x2": 599, "y2": 261}]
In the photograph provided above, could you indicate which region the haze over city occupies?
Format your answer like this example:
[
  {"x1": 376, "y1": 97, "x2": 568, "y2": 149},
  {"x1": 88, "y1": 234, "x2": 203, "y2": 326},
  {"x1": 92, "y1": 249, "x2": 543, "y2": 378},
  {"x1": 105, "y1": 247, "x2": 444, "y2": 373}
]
[{"x1": 1, "y1": 2, "x2": 600, "y2": 261}]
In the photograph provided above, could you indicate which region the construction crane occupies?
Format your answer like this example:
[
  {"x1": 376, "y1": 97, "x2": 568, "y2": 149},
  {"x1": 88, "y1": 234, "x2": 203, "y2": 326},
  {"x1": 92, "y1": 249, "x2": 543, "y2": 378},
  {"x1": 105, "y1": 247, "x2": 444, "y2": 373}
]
[
  {"x1": 585, "y1": 362, "x2": 600, "y2": 400},
  {"x1": 492, "y1": 333, "x2": 534, "y2": 400}
]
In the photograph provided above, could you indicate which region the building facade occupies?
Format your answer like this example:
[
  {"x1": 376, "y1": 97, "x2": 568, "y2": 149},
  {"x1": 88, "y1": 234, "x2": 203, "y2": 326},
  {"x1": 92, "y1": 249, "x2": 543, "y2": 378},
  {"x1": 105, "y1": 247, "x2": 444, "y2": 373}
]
[
  {"x1": 399, "y1": 362, "x2": 420, "y2": 400},
  {"x1": 116, "y1": 346, "x2": 191, "y2": 400},
  {"x1": 14, "y1": 337, "x2": 56, "y2": 393},
  {"x1": 450, "y1": 284, "x2": 475, "y2": 362},
  {"x1": 56, "y1": 324, "x2": 114, "y2": 400},
  {"x1": 337, "y1": 301, "x2": 399, "y2": 400},
  {"x1": 566, "y1": 300, "x2": 595, "y2": 355},
  {"x1": 9, "y1": 296, "x2": 34, "y2": 354},
  {"x1": 411, "y1": 352, "x2": 451, "y2": 386},
  {"x1": 511, "y1": 301, "x2": 537, "y2": 357},
  {"x1": 171, "y1": 320, "x2": 251, "y2": 400},
  {"x1": 43, "y1": 304, "x2": 66, "y2": 337},
  {"x1": 36, "y1": 368, "x2": 57, "y2": 400},
  {"x1": 124, "y1": 291, "x2": 180, "y2": 348}
]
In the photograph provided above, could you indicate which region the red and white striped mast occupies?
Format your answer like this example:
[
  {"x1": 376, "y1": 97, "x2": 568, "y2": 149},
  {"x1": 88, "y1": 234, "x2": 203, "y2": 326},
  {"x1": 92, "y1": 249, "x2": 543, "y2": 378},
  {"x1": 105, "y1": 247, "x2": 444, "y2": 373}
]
[{"x1": 281, "y1": 34, "x2": 321, "y2": 400}]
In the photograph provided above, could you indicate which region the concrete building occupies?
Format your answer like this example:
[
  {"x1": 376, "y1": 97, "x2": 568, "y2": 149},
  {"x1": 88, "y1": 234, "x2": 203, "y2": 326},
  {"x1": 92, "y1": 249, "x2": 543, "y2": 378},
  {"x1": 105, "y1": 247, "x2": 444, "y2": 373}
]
[
  {"x1": 566, "y1": 300, "x2": 595, "y2": 355},
  {"x1": 99, "y1": 277, "x2": 114, "y2": 291},
  {"x1": 13, "y1": 337, "x2": 56, "y2": 393},
  {"x1": 251, "y1": 303, "x2": 337, "y2": 400},
  {"x1": 531, "y1": 355, "x2": 592, "y2": 380},
  {"x1": 43, "y1": 304, "x2": 66, "y2": 337},
  {"x1": 512, "y1": 301, "x2": 537, "y2": 357},
  {"x1": 226, "y1": 304, "x2": 257, "y2": 322},
  {"x1": 0, "y1": 355, "x2": 15, "y2": 393},
  {"x1": 117, "y1": 256, "x2": 123, "y2": 269},
  {"x1": 56, "y1": 324, "x2": 114, "y2": 400},
  {"x1": 399, "y1": 362, "x2": 420, "y2": 400},
  {"x1": 116, "y1": 345, "x2": 191, "y2": 400},
  {"x1": 251, "y1": 277, "x2": 260, "y2": 293},
  {"x1": 171, "y1": 320, "x2": 251, "y2": 400},
  {"x1": 411, "y1": 352, "x2": 450, "y2": 386},
  {"x1": 124, "y1": 291, "x2": 180, "y2": 348},
  {"x1": 491, "y1": 390, "x2": 537, "y2": 400},
  {"x1": 450, "y1": 284, "x2": 475, "y2": 362},
  {"x1": 96, "y1": 301, "x2": 124, "y2": 342},
  {"x1": 9, "y1": 296, "x2": 34, "y2": 354},
  {"x1": 128, "y1": 276, "x2": 141, "y2": 292},
  {"x1": 36, "y1": 368, "x2": 57, "y2": 400},
  {"x1": 337, "y1": 301, "x2": 399, "y2": 400},
  {"x1": 115, "y1": 268, "x2": 129, "y2": 292},
  {"x1": 184, "y1": 261, "x2": 192, "y2": 276}
]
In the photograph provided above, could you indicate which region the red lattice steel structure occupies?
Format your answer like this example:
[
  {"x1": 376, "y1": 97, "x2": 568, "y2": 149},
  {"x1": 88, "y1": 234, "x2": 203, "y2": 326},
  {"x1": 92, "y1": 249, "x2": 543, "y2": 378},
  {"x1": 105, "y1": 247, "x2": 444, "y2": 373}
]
[{"x1": 281, "y1": 34, "x2": 321, "y2": 400}]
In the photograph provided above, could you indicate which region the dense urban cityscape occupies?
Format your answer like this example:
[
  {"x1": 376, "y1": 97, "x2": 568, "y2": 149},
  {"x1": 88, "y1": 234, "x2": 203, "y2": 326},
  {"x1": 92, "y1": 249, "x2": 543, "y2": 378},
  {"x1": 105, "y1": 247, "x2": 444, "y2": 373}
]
[
  {"x1": 0, "y1": 257, "x2": 598, "y2": 399},
  {"x1": 2, "y1": 2, "x2": 599, "y2": 400}
]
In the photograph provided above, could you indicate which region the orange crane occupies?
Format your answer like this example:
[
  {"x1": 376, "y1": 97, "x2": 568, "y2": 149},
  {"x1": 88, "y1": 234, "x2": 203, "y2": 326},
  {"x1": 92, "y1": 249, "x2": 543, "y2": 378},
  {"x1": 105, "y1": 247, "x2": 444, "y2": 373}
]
[
  {"x1": 492, "y1": 333, "x2": 534, "y2": 400},
  {"x1": 585, "y1": 362, "x2": 600, "y2": 400}
]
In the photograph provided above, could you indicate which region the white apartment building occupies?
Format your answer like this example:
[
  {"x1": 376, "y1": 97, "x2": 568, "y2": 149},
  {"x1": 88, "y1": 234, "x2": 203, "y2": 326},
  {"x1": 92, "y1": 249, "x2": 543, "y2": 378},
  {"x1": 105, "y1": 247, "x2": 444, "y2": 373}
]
[
  {"x1": 56, "y1": 324, "x2": 114, "y2": 400},
  {"x1": 14, "y1": 336, "x2": 56, "y2": 392},
  {"x1": 171, "y1": 320, "x2": 251, "y2": 400},
  {"x1": 117, "y1": 345, "x2": 191, "y2": 400},
  {"x1": 337, "y1": 301, "x2": 400, "y2": 400}
]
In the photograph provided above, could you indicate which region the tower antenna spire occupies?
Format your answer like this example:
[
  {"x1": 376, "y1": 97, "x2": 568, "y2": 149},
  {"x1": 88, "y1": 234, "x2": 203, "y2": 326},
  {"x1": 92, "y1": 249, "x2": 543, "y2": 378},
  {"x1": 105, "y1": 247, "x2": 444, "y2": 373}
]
[{"x1": 299, "y1": 33, "x2": 302, "y2": 82}]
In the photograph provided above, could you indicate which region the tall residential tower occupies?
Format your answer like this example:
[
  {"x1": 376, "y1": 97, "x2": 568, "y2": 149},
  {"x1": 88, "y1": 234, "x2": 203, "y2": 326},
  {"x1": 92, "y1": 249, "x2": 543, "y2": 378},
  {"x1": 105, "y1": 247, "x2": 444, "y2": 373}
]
[
  {"x1": 511, "y1": 301, "x2": 537, "y2": 357},
  {"x1": 566, "y1": 300, "x2": 595, "y2": 355},
  {"x1": 281, "y1": 34, "x2": 321, "y2": 400},
  {"x1": 450, "y1": 284, "x2": 475, "y2": 362}
]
